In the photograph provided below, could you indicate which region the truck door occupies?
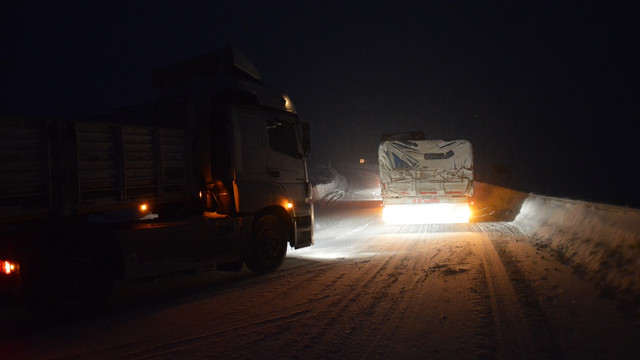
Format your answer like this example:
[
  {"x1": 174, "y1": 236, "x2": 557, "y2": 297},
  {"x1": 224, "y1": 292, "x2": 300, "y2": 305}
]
[
  {"x1": 264, "y1": 112, "x2": 307, "y2": 204},
  {"x1": 232, "y1": 107, "x2": 306, "y2": 213},
  {"x1": 232, "y1": 107, "x2": 271, "y2": 211}
]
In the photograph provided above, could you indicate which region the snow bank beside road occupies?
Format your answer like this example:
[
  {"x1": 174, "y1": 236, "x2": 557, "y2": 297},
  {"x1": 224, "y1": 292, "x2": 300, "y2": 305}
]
[
  {"x1": 513, "y1": 194, "x2": 640, "y2": 309},
  {"x1": 311, "y1": 168, "x2": 348, "y2": 205},
  {"x1": 474, "y1": 181, "x2": 640, "y2": 309}
]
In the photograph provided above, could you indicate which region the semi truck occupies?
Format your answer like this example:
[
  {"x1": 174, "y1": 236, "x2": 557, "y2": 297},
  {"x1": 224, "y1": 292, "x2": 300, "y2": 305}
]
[
  {"x1": 0, "y1": 46, "x2": 313, "y2": 316},
  {"x1": 378, "y1": 131, "x2": 473, "y2": 224}
]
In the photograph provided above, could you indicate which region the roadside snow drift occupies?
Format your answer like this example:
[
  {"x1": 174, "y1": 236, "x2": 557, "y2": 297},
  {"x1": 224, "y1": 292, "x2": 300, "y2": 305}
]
[
  {"x1": 513, "y1": 194, "x2": 640, "y2": 308},
  {"x1": 473, "y1": 182, "x2": 640, "y2": 309}
]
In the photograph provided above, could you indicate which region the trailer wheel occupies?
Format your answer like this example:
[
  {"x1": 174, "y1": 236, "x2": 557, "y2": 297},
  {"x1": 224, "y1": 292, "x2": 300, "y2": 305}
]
[
  {"x1": 245, "y1": 214, "x2": 288, "y2": 274},
  {"x1": 22, "y1": 254, "x2": 113, "y2": 319}
]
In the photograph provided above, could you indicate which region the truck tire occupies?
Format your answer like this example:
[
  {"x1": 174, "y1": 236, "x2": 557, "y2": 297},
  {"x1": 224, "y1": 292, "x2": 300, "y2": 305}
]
[
  {"x1": 22, "y1": 254, "x2": 113, "y2": 319},
  {"x1": 245, "y1": 214, "x2": 288, "y2": 274}
]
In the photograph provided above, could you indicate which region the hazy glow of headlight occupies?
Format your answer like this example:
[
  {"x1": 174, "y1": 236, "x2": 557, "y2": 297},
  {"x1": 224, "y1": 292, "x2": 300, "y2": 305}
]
[
  {"x1": 288, "y1": 249, "x2": 379, "y2": 260},
  {"x1": 382, "y1": 203, "x2": 470, "y2": 224},
  {"x1": 1, "y1": 260, "x2": 19, "y2": 275}
]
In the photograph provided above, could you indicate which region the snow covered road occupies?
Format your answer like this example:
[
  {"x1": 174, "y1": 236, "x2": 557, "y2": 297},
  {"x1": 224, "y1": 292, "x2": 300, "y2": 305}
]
[{"x1": 1, "y1": 200, "x2": 638, "y2": 359}]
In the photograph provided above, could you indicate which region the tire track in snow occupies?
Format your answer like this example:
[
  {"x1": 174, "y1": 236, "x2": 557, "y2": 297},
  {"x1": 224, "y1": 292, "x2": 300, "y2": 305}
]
[
  {"x1": 470, "y1": 262, "x2": 498, "y2": 359},
  {"x1": 292, "y1": 254, "x2": 397, "y2": 357},
  {"x1": 286, "y1": 233, "x2": 438, "y2": 358},
  {"x1": 474, "y1": 223, "x2": 563, "y2": 360},
  {"x1": 357, "y1": 239, "x2": 446, "y2": 359},
  {"x1": 129, "y1": 306, "x2": 317, "y2": 359},
  {"x1": 75, "y1": 258, "x2": 348, "y2": 359},
  {"x1": 480, "y1": 223, "x2": 563, "y2": 359},
  {"x1": 473, "y1": 231, "x2": 538, "y2": 360}
]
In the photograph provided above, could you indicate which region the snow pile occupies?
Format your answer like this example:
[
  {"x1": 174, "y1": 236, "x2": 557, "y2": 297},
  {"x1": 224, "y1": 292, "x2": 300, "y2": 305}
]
[
  {"x1": 311, "y1": 167, "x2": 347, "y2": 205},
  {"x1": 473, "y1": 180, "x2": 640, "y2": 307},
  {"x1": 513, "y1": 194, "x2": 640, "y2": 308}
]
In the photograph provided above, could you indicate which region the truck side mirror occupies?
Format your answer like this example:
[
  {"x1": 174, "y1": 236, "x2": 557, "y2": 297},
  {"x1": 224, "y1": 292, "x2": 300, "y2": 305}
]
[{"x1": 301, "y1": 122, "x2": 311, "y2": 157}]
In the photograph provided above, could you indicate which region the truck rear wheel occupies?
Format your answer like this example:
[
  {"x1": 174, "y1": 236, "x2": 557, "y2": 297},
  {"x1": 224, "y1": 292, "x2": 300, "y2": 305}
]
[{"x1": 245, "y1": 214, "x2": 288, "y2": 274}]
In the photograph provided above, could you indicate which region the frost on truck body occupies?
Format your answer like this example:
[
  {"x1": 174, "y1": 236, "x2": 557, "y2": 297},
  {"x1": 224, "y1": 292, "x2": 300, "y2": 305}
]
[
  {"x1": 378, "y1": 139, "x2": 473, "y2": 199},
  {"x1": 378, "y1": 134, "x2": 473, "y2": 224}
]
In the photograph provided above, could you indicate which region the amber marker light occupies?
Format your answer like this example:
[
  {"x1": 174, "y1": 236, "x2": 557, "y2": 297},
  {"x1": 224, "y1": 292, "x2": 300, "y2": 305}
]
[
  {"x1": 1, "y1": 260, "x2": 18, "y2": 275},
  {"x1": 139, "y1": 204, "x2": 148, "y2": 212},
  {"x1": 286, "y1": 202, "x2": 294, "y2": 209}
]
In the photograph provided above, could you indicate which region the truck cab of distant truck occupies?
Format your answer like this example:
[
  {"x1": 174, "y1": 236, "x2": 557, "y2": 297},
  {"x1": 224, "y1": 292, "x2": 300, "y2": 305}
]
[{"x1": 0, "y1": 46, "x2": 313, "y2": 317}]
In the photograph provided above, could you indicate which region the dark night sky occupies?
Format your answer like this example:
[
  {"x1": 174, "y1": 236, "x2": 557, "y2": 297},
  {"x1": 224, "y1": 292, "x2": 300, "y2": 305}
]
[{"x1": 1, "y1": 1, "x2": 638, "y2": 207}]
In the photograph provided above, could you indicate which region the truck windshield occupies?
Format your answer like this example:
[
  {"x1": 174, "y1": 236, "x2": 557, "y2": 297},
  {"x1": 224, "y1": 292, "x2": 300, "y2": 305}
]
[
  {"x1": 267, "y1": 115, "x2": 300, "y2": 158},
  {"x1": 424, "y1": 150, "x2": 454, "y2": 160}
]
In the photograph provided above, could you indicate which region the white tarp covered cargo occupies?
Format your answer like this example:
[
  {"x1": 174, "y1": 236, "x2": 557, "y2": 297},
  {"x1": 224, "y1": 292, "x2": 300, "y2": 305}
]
[{"x1": 378, "y1": 139, "x2": 473, "y2": 201}]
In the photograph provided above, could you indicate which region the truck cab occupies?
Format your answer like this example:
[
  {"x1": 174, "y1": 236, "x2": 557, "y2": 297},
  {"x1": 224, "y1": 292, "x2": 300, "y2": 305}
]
[{"x1": 0, "y1": 45, "x2": 313, "y2": 316}]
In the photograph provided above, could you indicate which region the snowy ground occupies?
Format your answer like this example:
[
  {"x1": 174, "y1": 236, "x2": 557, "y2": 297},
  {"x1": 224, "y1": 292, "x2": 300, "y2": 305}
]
[
  {"x1": 0, "y1": 165, "x2": 638, "y2": 359},
  {"x1": 315, "y1": 164, "x2": 640, "y2": 309}
]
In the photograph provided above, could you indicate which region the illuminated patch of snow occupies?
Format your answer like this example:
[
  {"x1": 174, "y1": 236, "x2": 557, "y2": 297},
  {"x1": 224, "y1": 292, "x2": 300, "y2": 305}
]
[{"x1": 314, "y1": 168, "x2": 640, "y2": 306}]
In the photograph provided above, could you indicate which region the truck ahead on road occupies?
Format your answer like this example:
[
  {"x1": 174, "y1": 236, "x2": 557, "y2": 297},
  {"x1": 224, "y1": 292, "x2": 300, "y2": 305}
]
[
  {"x1": 378, "y1": 131, "x2": 473, "y2": 224},
  {"x1": 0, "y1": 46, "x2": 313, "y2": 316}
]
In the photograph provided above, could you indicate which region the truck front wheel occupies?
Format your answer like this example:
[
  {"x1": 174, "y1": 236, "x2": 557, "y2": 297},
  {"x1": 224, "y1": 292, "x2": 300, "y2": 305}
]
[{"x1": 245, "y1": 215, "x2": 288, "y2": 274}]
